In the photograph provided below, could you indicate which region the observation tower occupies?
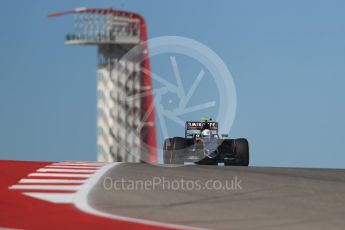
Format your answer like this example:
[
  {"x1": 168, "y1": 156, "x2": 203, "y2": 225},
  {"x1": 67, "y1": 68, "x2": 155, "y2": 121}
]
[{"x1": 49, "y1": 8, "x2": 157, "y2": 163}]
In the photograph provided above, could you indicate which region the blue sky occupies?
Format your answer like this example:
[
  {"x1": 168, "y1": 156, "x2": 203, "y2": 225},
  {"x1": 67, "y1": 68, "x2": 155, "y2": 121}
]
[{"x1": 0, "y1": 0, "x2": 345, "y2": 168}]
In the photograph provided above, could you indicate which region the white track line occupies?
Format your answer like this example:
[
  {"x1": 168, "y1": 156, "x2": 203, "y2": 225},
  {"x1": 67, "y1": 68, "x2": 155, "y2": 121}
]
[
  {"x1": 28, "y1": 173, "x2": 91, "y2": 178},
  {"x1": 53, "y1": 162, "x2": 104, "y2": 165},
  {"x1": 45, "y1": 165, "x2": 101, "y2": 169},
  {"x1": 51, "y1": 163, "x2": 105, "y2": 167},
  {"x1": 23, "y1": 192, "x2": 74, "y2": 204},
  {"x1": 9, "y1": 185, "x2": 81, "y2": 191},
  {"x1": 19, "y1": 179, "x2": 86, "y2": 184},
  {"x1": 74, "y1": 163, "x2": 208, "y2": 230},
  {"x1": 37, "y1": 168, "x2": 96, "y2": 173},
  {"x1": 63, "y1": 161, "x2": 105, "y2": 163},
  {"x1": 59, "y1": 161, "x2": 105, "y2": 165}
]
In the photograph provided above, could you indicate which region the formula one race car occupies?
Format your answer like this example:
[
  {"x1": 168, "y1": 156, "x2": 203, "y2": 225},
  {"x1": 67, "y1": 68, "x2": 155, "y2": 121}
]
[{"x1": 163, "y1": 118, "x2": 249, "y2": 166}]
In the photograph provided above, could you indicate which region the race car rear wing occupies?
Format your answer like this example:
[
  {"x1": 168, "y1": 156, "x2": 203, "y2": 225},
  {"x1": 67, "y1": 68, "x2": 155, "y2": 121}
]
[
  {"x1": 185, "y1": 121, "x2": 218, "y2": 137},
  {"x1": 185, "y1": 121, "x2": 218, "y2": 130}
]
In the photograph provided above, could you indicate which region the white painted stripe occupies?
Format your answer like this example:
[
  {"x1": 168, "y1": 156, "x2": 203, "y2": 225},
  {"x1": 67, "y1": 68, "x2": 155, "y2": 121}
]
[
  {"x1": 61, "y1": 161, "x2": 105, "y2": 165},
  {"x1": 37, "y1": 168, "x2": 96, "y2": 173},
  {"x1": 28, "y1": 173, "x2": 90, "y2": 178},
  {"x1": 53, "y1": 162, "x2": 104, "y2": 165},
  {"x1": 19, "y1": 179, "x2": 86, "y2": 184},
  {"x1": 63, "y1": 161, "x2": 104, "y2": 163},
  {"x1": 45, "y1": 165, "x2": 101, "y2": 169},
  {"x1": 52, "y1": 163, "x2": 105, "y2": 166},
  {"x1": 9, "y1": 185, "x2": 81, "y2": 191},
  {"x1": 74, "y1": 163, "x2": 207, "y2": 230},
  {"x1": 23, "y1": 192, "x2": 74, "y2": 204}
]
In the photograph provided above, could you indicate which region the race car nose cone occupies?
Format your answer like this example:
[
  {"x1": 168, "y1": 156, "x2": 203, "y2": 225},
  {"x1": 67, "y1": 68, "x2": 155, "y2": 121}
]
[{"x1": 204, "y1": 149, "x2": 217, "y2": 158}]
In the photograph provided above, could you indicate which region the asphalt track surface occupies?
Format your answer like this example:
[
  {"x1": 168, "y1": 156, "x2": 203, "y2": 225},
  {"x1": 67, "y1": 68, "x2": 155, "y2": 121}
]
[{"x1": 89, "y1": 163, "x2": 345, "y2": 230}]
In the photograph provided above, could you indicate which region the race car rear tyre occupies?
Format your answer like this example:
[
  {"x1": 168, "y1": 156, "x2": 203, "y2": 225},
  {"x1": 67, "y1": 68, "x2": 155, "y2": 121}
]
[
  {"x1": 228, "y1": 138, "x2": 249, "y2": 166},
  {"x1": 171, "y1": 137, "x2": 185, "y2": 164},
  {"x1": 163, "y1": 138, "x2": 174, "y2": 164}
]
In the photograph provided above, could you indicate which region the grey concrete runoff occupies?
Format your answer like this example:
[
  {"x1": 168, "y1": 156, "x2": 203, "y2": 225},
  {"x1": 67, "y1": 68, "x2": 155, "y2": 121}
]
[{"x1": 88, "y1": 163, "x2": 345, "y2": 230}]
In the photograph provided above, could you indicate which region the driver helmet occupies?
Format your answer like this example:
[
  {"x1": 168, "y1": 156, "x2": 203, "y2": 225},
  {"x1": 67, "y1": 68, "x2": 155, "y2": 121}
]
[{"x1": 201, "y1": 129, "x2": 211, "y2": 137}]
